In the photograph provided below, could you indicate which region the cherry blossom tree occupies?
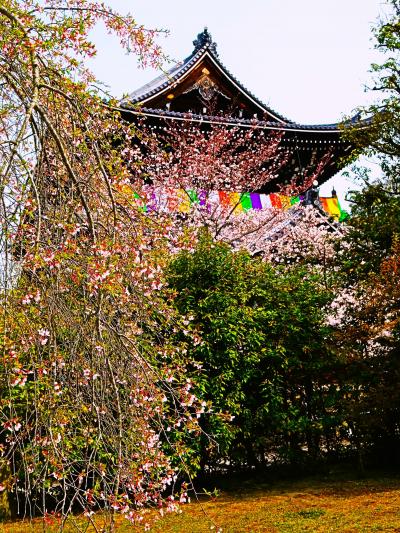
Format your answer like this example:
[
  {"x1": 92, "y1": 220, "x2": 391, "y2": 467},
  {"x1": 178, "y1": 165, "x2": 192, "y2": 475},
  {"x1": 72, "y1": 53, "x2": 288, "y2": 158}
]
[
  {"x1": 0, "y1": 2, "x2": 206, "y2": 530},
  {"x1": 131, "y1": 120, "x2": 337, "y2": 261}
]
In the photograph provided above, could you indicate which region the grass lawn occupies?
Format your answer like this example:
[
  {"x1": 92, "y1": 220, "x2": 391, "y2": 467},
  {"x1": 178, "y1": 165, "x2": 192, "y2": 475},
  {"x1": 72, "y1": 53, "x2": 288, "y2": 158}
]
[{"x1": 1, "y1": 473, "x2": 400, "y2": 532}]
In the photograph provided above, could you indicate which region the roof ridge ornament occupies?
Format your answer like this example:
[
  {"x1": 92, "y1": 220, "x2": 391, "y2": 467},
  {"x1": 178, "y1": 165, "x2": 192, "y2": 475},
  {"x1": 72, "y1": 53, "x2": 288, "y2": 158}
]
[{"x1": 192, "y1": 27, "x2": 218, "y2": 56}]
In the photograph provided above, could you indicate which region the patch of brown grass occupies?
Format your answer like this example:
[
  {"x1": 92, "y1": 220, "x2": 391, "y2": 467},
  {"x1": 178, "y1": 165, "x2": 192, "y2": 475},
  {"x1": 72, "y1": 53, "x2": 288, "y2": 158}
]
[{"x1": 2, "y1": 475, "x2": 400, "y2": 532}]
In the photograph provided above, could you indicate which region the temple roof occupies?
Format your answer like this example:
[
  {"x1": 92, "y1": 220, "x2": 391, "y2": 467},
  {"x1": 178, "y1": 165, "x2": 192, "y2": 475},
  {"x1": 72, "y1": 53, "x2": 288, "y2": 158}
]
[
  {"x1": 121, "y1": 28, "x2": 290, "y2": 123},
  {"x1": 120, "y1": 28, "x2": 366, "y2": 133},
  {"x1": 119, "y1": 29, "x2": 370, "y2": 190}
]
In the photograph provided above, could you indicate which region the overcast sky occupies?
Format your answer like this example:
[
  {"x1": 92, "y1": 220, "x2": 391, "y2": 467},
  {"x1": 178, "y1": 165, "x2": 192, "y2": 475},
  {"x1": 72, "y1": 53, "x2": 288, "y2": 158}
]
[{"x1": 88, "y1": 0, "x2": 389, "y2": 203}]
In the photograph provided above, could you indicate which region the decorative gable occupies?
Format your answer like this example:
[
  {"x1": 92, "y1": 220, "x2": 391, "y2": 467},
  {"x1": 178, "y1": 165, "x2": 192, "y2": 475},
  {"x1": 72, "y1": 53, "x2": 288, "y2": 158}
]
[{"x1": 121, "y1": 29, "x2": 288, "y2": 122}]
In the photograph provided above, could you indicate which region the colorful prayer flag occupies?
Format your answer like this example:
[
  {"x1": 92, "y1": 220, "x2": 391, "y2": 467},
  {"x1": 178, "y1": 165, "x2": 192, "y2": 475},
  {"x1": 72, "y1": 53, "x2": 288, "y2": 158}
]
[
  {"x1": 269, "y1": 193, "x2": 282, "y2": 209},
  {"x1": 260, "y1": 194, "x2": 272, "y2": 209},
  {"x1": 240, "y1": 192, "x2": 252, "y2": 211},
  {"x1": 250, "y1": 193, "x2": 262, "y2": 210},
  {"x1": 320, "y1": 197, "x2": 341, "y2": 219},
  {"x1": 177, "y1": 189, "x2": 191, "y2": 213}
]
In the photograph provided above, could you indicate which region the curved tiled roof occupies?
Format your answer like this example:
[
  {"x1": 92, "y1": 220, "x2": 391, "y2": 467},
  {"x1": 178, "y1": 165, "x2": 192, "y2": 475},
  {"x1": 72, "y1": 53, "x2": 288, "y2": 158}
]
[
  {"x1": 120, "y1": 29, "x2": 371, "y2": 133},
  {"x1": 121, "y1": 61, "x2": 186, "y2": 105},
  {"x1": 120, "y1": 29, "x2": 290, "y2": 123}
]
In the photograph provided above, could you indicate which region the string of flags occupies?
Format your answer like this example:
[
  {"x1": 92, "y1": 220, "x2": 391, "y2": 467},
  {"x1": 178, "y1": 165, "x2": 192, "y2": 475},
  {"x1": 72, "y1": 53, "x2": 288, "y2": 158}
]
[{"x1": 125, "y1": 187, "x2": 348, "y2": 222}]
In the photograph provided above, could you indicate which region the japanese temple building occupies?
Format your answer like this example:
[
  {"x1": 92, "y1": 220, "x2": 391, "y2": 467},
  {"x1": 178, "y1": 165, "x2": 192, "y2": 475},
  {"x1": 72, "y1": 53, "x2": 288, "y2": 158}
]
[{"x1": 119, "y1": 28, "x2": 361, "y2": 195}]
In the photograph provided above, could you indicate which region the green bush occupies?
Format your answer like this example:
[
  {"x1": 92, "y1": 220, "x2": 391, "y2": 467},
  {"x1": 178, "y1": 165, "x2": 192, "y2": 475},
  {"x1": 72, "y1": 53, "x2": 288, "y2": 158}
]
[{"x1": 167, "y1": 236, "x2": 340, "y2": 471}]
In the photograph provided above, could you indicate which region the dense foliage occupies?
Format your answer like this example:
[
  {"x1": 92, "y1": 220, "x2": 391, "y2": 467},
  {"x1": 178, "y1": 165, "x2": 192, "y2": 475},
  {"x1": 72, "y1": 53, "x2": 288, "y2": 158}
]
[
  {"x1": 167, "y1": 237, "x2": 344, "y2": 472},
  {"x1": 341, "y1": 1, "x2": 400, "y2": 279},
  {"x1": 332, "y1": 0, "x2": 400, "y2": 469}
]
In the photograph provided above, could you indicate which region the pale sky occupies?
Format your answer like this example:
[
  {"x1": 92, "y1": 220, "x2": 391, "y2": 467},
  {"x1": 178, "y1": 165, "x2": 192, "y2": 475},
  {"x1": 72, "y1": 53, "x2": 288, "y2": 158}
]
[{"x1": 88, "y1": 0, "x2": 389, "y2": 205}]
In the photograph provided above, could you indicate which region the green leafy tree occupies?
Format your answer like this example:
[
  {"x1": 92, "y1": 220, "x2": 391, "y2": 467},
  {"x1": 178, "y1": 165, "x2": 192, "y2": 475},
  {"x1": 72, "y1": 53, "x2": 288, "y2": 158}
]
[
  {"x1": 341, "y1": 0, "x2": 400, "y2": 278},
  {"x1": 332, "y1": 0, "x2": 400, "y2": 469},
  {"x1": 339, "y1": 181, "x2": 400, "y2": 280},
  {"x1": 329, "y1": 240, "x2": 400, "y2": 470},
  {"x1": 167, "y1": 236, "x2": 340, "y2": 471},
  {"x1": 343, "y1": 0, "x2": 400, "y2": 169}
]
